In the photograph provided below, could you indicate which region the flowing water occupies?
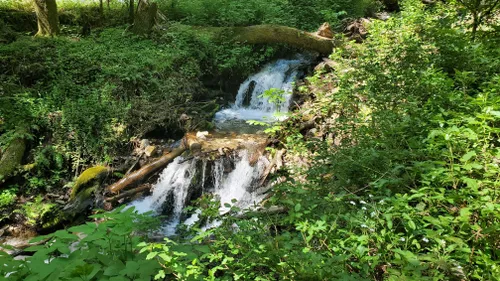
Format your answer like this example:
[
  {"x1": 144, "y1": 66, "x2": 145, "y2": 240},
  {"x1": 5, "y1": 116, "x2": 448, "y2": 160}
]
[
  {"x1": 129, "y1": 55, "x2": 312, "y2": 234},
  {"x1": 214, "y1": 55, "x2": 311, "y2": 132}
]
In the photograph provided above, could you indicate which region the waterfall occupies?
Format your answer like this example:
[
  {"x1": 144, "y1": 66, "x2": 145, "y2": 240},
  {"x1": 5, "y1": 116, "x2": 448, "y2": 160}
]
[
  {"x1": 129, "y1": 55, "x2": 311, "y2": 235},
  {"x1": 214, "y1": 55, "x2": 311, "y2": 131},
  {"x1": 129, "y1": 151, "x2": 268, "y2": 234}
]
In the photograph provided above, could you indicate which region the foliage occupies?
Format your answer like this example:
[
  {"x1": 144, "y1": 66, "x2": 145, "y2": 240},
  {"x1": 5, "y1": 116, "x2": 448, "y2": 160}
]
[
  {"x1": 0, "y1": 188, "x2": 16, "y2": 208},
  {"x1": 161, "y1": 0, "x2": 380, "y2": 30},
  {"x1": 0, "y1": 206, "x2": 161, "y2": 281},
  {"x1": 20, "y1": 196, "x2": 57, "y2": 226},
  {"x1": 452, "y1": 0, "x2": 500, "y2": 40},
  {"x1": 128, "y1": 1, "x2": 499, "y2": 280}
]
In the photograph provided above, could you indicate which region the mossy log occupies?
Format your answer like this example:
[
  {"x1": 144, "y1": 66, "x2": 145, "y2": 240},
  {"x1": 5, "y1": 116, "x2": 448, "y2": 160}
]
[
  {"x1": 0, "y1": 137, "x2": 27, "y2": 184},
  {"x1": 70, "y1": 165, "x2": 109, "y2": 199},
  {"x1": 187, "y1": 25, "x2": 338, "y2": 55},
  {"x1": 223, "y1": 25, "x2": 337, "y2": 55}
]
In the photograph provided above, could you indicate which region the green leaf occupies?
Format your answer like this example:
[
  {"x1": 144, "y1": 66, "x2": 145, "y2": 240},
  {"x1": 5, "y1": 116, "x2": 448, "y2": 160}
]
[
  {"x1": 146, "y1": 251, "x2": 158, "y2": 260},
  {"x1": 295, "y1": 203, "x2": 301, "y2": 212},
  {"x1": 460, "y1": 151, "x2": 476, "y2": 162},
  {"x1": 407, "y1": 220, "x2": 416, "y2": 230},
  {"x1": 103, "y1": 261, "x2": 125, "y2": 276}
]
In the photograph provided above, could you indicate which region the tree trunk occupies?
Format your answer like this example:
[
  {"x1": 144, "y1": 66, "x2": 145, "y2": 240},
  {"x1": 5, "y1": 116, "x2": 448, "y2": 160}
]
[
  {"x1": 129, "y1": 0, "x2": 134, "y2": 24},
  {"x1": 33, "y1": 0, "x2": 59, "y2": 36},
  {"x1": 471, "y1": 13, "x2": 479, "y2": 41},
  {"x1": 105, "y1": 184, "x2": 150, "y2": 202},
  {"x1": 99, "y1": 0, "x2": 104, "y2": 18},
  {"x1": 131, "y1": 0, "x2": 158, "y2": 35}
]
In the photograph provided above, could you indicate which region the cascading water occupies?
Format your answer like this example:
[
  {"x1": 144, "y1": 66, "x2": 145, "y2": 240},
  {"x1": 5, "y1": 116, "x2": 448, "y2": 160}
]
[
  {"x1": 129, "y1": 55, "x2": 311, "y2": 235},
  {"x1": 129, "y1": 151, "x2": 268, "y2": 234},
  {"x1": 214, "y1": 55, "x2": 311, "y2": 131}
]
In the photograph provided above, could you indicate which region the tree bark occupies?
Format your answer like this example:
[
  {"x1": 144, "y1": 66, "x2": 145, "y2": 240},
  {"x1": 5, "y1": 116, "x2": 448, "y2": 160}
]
[
  {"x1": 108, "y1": 144, "x2": 186, "y2": 193},
  {"x1": 131, "y1": 0, "x2": 158, "y2": 35},
  {"x1": 33, "y1": 0, "x2": 59, "y2": 36},
  {"x1": 129, "y1": 0, "x2": 135, "y2": 24}
]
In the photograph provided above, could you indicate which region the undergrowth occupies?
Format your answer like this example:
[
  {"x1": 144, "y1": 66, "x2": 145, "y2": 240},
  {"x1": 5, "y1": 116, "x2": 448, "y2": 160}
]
[{"x1": 1, "y1": 0, "x2": 500, "y2": 280}]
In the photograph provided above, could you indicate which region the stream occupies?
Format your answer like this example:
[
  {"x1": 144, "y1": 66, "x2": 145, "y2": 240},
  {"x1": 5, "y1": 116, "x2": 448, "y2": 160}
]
[{"x1": 129, "y1": 54, "x2": 312, "y2": 235}]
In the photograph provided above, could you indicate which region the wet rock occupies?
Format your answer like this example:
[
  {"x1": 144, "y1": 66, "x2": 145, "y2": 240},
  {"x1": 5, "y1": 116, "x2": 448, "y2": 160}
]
[{"x1": 242, "y1": 80, "x2": 257, "y2": 107}]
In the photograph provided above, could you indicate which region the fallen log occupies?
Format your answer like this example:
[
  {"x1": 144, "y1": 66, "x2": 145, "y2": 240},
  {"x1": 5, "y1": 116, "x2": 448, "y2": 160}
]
[
  {"x1": 108, "y1": 144, "x2": 187, "y2": 193},
  {"x1": 226, "y1": 25, "x2": 336, "y2": 55},
  {"x1": 193, "y1": 24, "x2": 337, "y2": 55},
  {"x1": 105, "y1": 184, "x2": 151, "y2": 203}
]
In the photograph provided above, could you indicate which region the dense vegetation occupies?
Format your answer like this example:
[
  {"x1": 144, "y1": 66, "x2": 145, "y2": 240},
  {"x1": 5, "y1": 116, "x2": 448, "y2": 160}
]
[{"x1": 1, "y1": 0, "x2": 500, "y2": 280}]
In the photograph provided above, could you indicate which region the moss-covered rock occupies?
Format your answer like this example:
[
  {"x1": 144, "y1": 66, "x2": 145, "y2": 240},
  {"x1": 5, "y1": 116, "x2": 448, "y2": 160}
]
[
  {"x1": 0, "y1": 137, "x2": 26, "y2": 184},
  {"x1": 70, "y1": 165, "x2": 109, "y2": 199}
]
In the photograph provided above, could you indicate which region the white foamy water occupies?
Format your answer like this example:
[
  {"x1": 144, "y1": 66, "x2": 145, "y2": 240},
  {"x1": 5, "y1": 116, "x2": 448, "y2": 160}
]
[
  {"x1": 213, "y1": 151, "x2": 267, "y2": 213},
  {"x1": 129, "y1": 152, "x2": 268, "y2": 234},
  {"x1": 214, "y1": 55, "x2": 310, "y2": 128}
]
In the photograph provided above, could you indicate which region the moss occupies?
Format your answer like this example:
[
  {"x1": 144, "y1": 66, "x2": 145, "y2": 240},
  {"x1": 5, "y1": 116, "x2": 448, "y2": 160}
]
[
  {"x1": 22, "y1": 196, "x2": 56, "y2": 226},
  {"x1": 70, "y1": 165, "x2": 108, "y2": 199},
  {"x1": 0, "y1": 137, "x2": 26, "y2": 183}
]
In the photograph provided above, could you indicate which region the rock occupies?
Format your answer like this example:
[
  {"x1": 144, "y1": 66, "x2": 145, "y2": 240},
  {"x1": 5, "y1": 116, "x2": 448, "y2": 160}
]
[
  {"x1": 190, "y1": 142, "x2": 202, "y2": 151},
  {"x1": 140, "y1": 139, "x2": 150, "y2": 149},
  {"x1": 314, "y1": 58, "x2": 339, "y2": 72},
  {"x1": 306, "y1": 128, "x2": 317, "y2": 138},
  {"x1": 144, "y1": 145, "x2": 157, "y2": 157},
  {"x1": 0, "y1": 136, "x2": 27, "y2": 184},
  {"x1": 179, "y1": 113, "x2": 191, "y2": 122},
  {"x1": 196, "y1": 131, "x2": 210, "y2": 140},
  {"x1": 375, "y1": 12, "x2": 390, "y2": 21},
  {"x1": 316, "y1": 22, "x2": 333, "y2": 39}
]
